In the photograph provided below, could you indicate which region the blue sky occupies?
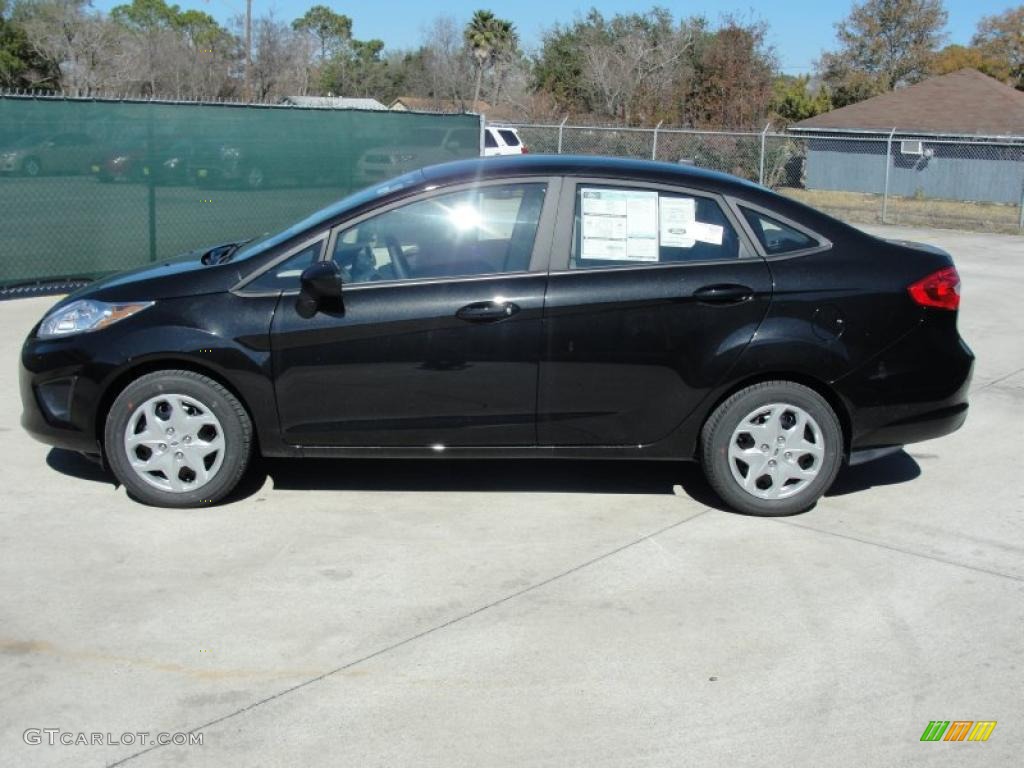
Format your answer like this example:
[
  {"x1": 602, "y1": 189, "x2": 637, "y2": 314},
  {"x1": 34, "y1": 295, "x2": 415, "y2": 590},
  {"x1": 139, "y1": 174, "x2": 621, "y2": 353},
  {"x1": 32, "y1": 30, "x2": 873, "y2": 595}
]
[{"x1": 92, "y1": 0, "x2": 1015, "y2": 74}]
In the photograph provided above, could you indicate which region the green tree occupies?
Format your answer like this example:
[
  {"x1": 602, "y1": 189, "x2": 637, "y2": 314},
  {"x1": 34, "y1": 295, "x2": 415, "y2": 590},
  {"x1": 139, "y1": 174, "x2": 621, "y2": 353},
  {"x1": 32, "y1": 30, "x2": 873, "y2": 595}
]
[
  {"x1": 532, "y1": 22, "x2": 586, "y2": 110},
  {"x1": 323, "y1": 37, "x2": 391, "y2": 97},
  {"x1": 292, "y1": 5, "x2": 351, "y2": 62},
  {"x1": 770, "y1": 74, "x2": 831, "y2": 124},
  {"x1": 0, "y1": 0, "x2": 30, "y2": 85},
  {"x1": 819, "y1": 0, "x2": 948, "y2": 106},
  {"x1": 110, "y1": 0, "x2": 178, "y2": 31},
  {"x1": 972, "y1": 6, "x2": 1024, "y2": 89}
]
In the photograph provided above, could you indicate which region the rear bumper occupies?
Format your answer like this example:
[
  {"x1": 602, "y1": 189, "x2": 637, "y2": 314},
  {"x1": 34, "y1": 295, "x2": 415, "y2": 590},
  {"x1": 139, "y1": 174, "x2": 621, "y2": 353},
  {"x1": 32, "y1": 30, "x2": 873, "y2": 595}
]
[
  {"x1": 838, "y1": 315, "x2": 974, "y2": 450},
  {"x1": 854, "y1": 401, "x2": 968, "y2": 449}
]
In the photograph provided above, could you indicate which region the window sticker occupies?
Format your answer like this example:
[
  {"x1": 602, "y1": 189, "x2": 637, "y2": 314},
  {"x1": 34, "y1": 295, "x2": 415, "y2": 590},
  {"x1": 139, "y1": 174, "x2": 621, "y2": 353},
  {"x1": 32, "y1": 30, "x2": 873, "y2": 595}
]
[
  {"x1": 659, "y1": 196, "x2": 696, "y2": 247},
  {"x1": 690, "y1": 221, "x2": 724, "y2": 245},
  {"x1": 659, "y1": 196, "x2": 724, "y2": 247},
  {"x1": 580, "y1": 188, "x2": 658, "y2": 261}
]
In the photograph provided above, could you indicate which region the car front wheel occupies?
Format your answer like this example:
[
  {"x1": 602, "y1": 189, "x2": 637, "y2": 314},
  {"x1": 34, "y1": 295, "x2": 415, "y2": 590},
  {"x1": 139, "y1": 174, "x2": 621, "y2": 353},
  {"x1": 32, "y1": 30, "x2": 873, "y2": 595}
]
[
  {"x1": 700, "y1": 381, "x2": 843, "y2": 516},
  {"x1": 104, "y1": 371, "x2": 252, "y2": 508}
]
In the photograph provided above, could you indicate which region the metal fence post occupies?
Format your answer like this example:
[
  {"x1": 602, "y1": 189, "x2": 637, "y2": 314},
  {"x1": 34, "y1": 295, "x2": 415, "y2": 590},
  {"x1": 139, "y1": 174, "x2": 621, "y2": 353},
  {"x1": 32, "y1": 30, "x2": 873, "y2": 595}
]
[
  {"x1": 758, "y1": 122, "x2": 771, "y2": 185},
  {"x1": 882, "y1": 127, "x2": 896, "y2": 224},
  {"x1": 557, "y1": 116, "x2": 568, "y2": 154},
  {"x1": 1018, "y1": 176, "x2": 1024, "y2": 232},
  {"x1": 146, "y1": 100, "x2": 157, "y2": 262},
  {"x1": 652, "y1": 121, "x2": 663, "y2": 160}
]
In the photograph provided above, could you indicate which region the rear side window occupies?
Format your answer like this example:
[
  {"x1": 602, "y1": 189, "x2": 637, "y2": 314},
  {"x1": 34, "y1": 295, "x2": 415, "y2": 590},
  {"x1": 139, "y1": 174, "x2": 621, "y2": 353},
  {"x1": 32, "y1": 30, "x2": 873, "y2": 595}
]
[
  {"x1": 498, "y1": 129, "x2": 520, "y2": 147},
  {"x1": 741, "y1": 209, "x2": 818, "y2": 255},
  {"x1": 571, "y1": 186, "x2": 740, "y2": 269},
  {"x1": 484, "y1": 131, "x2": 498, "y2": 148}
]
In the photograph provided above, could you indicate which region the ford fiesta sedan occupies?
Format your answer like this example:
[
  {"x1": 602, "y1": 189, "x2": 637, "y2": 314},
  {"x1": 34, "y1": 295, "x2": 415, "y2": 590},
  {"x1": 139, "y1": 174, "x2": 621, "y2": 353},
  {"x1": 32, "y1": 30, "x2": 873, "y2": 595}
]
[{"x1": 20, "y1": 155, "x2": 973, "y2": 515}]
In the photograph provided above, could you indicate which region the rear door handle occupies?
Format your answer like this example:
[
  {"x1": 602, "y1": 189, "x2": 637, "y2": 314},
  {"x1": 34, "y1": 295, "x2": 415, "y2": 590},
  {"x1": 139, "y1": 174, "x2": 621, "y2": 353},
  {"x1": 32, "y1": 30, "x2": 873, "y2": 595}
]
[
  {"x1": 456, "y1": 300, "x2": 520, "y2": 323},
  {"x1": 692, "y1": 284, "x2": 754, "y2": 304}
]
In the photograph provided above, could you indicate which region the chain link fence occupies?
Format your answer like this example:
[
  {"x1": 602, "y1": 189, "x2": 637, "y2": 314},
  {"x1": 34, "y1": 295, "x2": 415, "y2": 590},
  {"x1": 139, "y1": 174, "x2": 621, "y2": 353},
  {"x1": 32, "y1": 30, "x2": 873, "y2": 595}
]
[
  {"x1": 0, "y1": 93, "x2": 482, "y2": 290},
  {"x1": 504, "y1": 121, "x2": 1024, "y2": 234}
]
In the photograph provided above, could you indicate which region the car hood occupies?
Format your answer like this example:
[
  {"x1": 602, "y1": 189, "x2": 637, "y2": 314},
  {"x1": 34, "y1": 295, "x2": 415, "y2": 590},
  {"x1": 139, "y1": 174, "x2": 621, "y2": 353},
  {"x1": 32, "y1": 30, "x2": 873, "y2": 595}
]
[{"x1": 62, "y1": 247, "x2": 250, "y2": 305}]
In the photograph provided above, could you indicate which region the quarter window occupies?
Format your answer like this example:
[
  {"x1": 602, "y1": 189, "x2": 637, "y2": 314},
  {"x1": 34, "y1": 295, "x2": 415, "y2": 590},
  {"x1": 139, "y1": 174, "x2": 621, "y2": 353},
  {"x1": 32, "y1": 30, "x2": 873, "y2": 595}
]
[
  {"x1": 741, "y1": 209, "x2": 818, "y2": 255},
  {"x1": 571, "y1": 186, "x2": 740, "y2": 269},
  {"x1": 333, "y1": 183, "x2": 547, "y2": 283},
  {"x1": 498, "y1": 129, "x2": 521, "y2": 147},
  {"x1": 243, "y1": 239, "x2": 323, "y2": 293}
]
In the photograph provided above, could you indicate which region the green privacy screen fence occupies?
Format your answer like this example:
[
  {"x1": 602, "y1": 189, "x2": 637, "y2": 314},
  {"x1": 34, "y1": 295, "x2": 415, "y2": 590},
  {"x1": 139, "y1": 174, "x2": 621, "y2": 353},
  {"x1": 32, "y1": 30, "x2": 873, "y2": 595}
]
[{"x1": 0, "y1": 95, "x2": 482, "y2": 288}]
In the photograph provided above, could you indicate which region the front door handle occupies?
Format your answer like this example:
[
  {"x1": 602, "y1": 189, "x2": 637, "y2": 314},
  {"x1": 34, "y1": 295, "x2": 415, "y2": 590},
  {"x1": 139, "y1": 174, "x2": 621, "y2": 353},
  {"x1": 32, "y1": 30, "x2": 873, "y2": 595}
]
[
  {"x1": 692, "y1": 284, "x2": 754, "y2": 304},
  {"x1": 456, "y1": 300, "x2": 520, "y2": 323}
]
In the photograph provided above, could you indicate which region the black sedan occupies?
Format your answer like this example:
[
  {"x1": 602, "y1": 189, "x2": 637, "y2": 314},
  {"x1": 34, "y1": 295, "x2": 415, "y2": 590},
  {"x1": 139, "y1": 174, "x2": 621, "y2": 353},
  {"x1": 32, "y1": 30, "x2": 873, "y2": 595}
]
[{"x1": 20, "y1": 156, "x2": 973, "y2": 515}]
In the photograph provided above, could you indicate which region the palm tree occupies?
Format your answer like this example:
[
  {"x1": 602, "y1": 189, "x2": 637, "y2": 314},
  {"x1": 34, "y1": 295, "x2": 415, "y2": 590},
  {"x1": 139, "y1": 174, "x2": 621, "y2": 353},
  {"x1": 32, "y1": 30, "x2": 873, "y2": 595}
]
[
  {"x1": 465, "y1": 10, "x2": 499, "y2": 106},
  {"x1": 490, "y1": 19, "x2": 519, "y2": 105}
]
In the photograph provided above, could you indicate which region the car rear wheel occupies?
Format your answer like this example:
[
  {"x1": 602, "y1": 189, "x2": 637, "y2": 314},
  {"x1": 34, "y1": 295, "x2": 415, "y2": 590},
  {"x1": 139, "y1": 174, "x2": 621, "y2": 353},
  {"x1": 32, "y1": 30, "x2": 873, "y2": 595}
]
[
  {"x1": 700, "y1": 381, "x2": 843, "y2": 516},
  {"x1": 23, "y1": 157, "x2": 41, "y2": 177},
  {"x1": 104, "y1": 371, "x2": 252, "y2": 508}
]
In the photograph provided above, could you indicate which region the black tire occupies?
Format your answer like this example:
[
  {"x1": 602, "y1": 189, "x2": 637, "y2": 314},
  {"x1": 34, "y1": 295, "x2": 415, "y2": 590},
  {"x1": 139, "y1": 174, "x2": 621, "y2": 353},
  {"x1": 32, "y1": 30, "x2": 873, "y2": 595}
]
[
  {"x1": 700, "y1": 381, "x2": 843, "y2": 516},
  {"x1": 103, "y1": 370, "x2": 252, "y2": 508},
  {"x1": 23, "y1": 157, "x2": 41, "y2": 177}
]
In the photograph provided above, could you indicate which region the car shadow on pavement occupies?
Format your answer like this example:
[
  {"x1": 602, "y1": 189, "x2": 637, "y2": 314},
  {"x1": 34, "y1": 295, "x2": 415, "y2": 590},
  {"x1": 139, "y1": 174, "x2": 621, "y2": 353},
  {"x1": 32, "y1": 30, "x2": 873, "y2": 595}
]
[
  {"x1": 45, "y1": 447, "x2": 921, "y2": 510},
  {"x1": 262, "y1": 457, "x2": 700, "y2": 496},
  {"x1": 46, "y1": 448, "x2": 116, "y2": 486},
  {"x1": 826, "y1": 449, "x2": 921, "y2": 496}
]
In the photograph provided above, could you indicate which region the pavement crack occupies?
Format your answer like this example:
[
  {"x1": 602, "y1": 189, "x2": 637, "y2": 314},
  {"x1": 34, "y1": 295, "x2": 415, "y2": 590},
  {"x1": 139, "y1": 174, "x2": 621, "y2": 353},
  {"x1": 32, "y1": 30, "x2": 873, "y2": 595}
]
[
  {"x1": 972, "y1": 365, "x2": 1024, "y2": 393},
  {"x1": 106, "y1": 508, "x2": 710, "y2": 767},
  {"x1": 774, "y1": 518, "x2": 1024, "y2": 583}
]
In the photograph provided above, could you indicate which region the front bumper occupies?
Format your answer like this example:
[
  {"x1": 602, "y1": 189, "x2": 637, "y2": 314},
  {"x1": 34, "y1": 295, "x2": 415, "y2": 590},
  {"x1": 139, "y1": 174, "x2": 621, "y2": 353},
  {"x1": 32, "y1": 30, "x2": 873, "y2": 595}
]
[{"x1": 20, "y1": 358, "x2": 101, "y2": 454}]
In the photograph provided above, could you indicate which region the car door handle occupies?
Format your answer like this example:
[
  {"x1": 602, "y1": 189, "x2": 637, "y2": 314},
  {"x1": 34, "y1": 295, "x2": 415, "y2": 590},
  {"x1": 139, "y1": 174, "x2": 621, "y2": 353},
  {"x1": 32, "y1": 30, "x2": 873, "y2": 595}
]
[
  {"x1": 456, "y1": 300, "x2": 520, "y2": 323},
  {"x1": 692, "y1": 284, "x2": 754, "y2": 304}
]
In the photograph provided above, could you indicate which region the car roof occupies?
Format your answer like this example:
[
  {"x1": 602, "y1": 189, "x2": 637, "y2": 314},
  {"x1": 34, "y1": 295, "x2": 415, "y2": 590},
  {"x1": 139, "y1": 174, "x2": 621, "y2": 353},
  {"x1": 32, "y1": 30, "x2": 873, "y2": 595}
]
[{"x1": 421, "y1": 154, "x2": 763, "y2": 194}]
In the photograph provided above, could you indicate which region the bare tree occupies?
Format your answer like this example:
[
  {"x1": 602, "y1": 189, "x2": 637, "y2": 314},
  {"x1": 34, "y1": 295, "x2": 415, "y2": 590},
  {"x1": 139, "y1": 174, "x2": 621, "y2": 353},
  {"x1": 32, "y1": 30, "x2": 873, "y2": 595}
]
[
  {"x1": 13, "y1": 0, "x2": 116, "y2": 93},
  {"x1": 244, "y1": 12, "x2": 316, "y2": 101},
  {"x1": 576, "y1": 10, "x2": 691, "y2": 123}
]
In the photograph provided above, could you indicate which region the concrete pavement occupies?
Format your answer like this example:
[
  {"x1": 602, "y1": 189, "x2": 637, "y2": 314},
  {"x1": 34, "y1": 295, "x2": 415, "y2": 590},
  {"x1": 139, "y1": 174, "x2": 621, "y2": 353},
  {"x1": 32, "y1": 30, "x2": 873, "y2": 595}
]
[{"x1": 1, "y1": 223, "x2": 1021, "y2": 767}]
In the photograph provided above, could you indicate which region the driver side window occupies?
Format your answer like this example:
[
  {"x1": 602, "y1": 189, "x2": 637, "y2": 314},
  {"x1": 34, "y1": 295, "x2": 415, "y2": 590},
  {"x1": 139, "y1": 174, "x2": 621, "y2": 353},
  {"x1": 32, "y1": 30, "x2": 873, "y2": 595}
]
[{"x1": 332, "y1": 183, "x2": 547, "y2": 284}]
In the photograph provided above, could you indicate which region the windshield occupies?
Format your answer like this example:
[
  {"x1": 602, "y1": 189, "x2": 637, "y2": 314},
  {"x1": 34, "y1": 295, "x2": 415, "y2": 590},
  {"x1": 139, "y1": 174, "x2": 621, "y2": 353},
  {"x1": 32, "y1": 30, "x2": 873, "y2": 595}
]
[{"x1": 232, "y1": 170, "x2": 426, "y2": 261}]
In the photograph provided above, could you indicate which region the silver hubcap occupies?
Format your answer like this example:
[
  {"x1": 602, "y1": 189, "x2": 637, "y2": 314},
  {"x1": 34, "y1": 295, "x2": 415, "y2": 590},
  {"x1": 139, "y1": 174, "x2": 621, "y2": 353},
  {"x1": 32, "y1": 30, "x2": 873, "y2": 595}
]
[
  {"x1": 728, "y1": 403, "x2": 824, "y2": 500},
  {"x1": 123, "y1": 394, "x2": 226, "y2": 493}
]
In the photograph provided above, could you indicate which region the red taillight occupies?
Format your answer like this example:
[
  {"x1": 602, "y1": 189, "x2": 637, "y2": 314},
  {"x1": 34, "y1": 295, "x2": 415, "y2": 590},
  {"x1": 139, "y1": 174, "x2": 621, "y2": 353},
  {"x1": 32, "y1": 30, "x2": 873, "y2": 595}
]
[
  {"x1": 908, "y1": 266, "x2": 960, "y2": 310},
  {"x1": 520, "y1": 145, "x2": 529, "y2": 154}
]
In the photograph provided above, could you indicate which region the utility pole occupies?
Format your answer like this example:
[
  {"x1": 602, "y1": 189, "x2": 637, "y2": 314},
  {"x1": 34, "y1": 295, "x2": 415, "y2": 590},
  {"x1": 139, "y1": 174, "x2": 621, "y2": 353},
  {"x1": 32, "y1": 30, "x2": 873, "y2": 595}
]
[{"x1": 244, "y1": 0, "x2": 253, "y2": 102}]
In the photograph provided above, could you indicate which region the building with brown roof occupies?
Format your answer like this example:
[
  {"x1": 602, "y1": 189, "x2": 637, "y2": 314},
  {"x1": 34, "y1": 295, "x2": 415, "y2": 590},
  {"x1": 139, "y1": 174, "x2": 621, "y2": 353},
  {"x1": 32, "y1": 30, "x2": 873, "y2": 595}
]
[
  {"x1": 789, "y1": 70, "x2": 1024, "y2": 204},
  {"x1": 389, "y1": 96, "x2": 521, "y2": 122}
]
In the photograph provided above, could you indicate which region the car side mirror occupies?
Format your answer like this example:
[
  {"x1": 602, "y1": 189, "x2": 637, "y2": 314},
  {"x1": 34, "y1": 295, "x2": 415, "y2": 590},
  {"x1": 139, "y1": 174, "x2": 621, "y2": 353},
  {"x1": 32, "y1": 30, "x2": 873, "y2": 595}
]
[{"x1": 296, "y1": 260, "x2": 343, "y2": 318}]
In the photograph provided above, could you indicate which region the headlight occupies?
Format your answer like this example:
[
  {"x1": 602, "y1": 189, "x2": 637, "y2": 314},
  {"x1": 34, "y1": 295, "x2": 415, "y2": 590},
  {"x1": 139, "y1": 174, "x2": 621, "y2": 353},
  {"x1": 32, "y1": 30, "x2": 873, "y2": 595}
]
[{"x1": 37, "y1": 299, "x2": 154, "y2": 339}]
